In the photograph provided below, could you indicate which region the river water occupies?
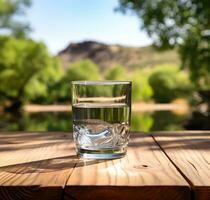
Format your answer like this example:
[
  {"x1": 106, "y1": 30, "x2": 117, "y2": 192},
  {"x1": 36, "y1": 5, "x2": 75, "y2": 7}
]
[{"x1": 0, "y1": 110, "x2": 189, "y2": 132}]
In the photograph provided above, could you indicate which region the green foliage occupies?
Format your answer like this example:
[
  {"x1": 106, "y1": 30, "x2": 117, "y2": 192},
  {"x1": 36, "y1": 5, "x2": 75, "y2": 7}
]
[
  {"x1": 0, "y1": 112, "x2": 72, "y2": 131},
  {"x1": 131, "y1": 112, "x2": 153, "y2": 132},
  {"x1": 117, "y1": 0, "x2": 210, "y2": 89},
  {"x1": 64, "y1": 59, "x2": 101, "y2": 100},
  {"x1": 0, "y1": 0, "x2": 31, "y2": 37},
  {"x1": 149, "y1": 64, "x2": 192, "y2": 103},
  {"x1": 0, "y1": 110, "x2": 187, "y2": 132},
  {"x1": 67, "y1": 59, "x2": 101, "y2": 81},
  {"x1": 0, "y1": 36, "x2": 61, "y2": 108},
  {"x1": 46, "y1": 59, "x2": 101, "y2": 103},
  {"x1": 130, "y1": 70, "x2": 153, "y2": 102},
  {"x1": 151, "y1": 111, "x2": 186, "y2": 131},
  {"x1": 105, "y1": 64, "x2": 126, "y2": 80}
]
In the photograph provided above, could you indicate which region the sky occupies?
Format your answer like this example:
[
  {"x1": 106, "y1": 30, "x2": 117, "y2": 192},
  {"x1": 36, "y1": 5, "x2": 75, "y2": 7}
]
[{"x1": 27, "y1": 0, "x2": 152, "y2": 54}]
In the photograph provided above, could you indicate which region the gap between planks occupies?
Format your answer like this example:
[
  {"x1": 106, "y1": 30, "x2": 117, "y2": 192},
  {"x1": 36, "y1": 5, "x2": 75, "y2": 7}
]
[
  {"x1": 64, "y1": 132, "x2": 190, "y2": 200},
  {"x1": 151, "y1": 133, "x2": 195, "y2": 199},
  {"x1": 152, "y1": 131, "x2": 210, "y2": 200}
]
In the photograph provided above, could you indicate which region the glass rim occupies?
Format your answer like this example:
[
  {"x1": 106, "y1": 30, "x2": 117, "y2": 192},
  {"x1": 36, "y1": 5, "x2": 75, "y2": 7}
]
[{"x1": 71, "y1": 80, "x2": 131, "y2": 85}]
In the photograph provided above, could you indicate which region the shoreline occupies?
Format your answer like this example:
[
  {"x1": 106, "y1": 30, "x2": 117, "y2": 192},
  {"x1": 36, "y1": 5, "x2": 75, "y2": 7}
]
[{"x1": 23, "y1": 101, "x2": 189, "y2": 114}]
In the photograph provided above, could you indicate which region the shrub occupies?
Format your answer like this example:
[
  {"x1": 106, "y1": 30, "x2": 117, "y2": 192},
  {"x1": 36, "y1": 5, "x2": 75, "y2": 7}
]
[
  {"x1": 105, "y1": 64, "x2": 126, "y2": 80},
  {"x1": 47, "y1": 59, "x2": 101, "y2": 103},
  {"x1": 149, "y1": 64, "x2": 193, "y2": 103},
  {"x1": 67, "y1": 59, "x2": 101, "y2": 81},
  {"x1": 130, "y1": 70, "x2": 153, "y2": 102}
]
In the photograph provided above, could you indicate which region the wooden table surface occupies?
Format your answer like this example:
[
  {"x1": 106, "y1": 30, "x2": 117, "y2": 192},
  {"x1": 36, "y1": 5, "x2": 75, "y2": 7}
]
[{"x1": 0, "y1": 131, "x2": 209, "y2": 200}]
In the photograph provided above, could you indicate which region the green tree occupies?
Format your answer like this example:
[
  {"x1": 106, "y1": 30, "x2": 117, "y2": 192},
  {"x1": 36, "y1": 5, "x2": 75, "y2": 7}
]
[
  {"x1": 47, "y1": 59, "x2": 101, "y2": 103},
  {"x1": 148, "y1": 64, "x2": 192, "y2": 103},
  {"x1": 0, "y1": 0, "x2": 31, "y2": 38},
  {"x1": 0, "y1": 36, "x2": 61, "y2": 109},
  {"x1": 68, "y1": 59, "x2": 100, "y2": 81},
  {"x1": 105, "y1": 64, "x2": 126, "y2": 80},
  {"x1": 130, "y1": 70, "x2": 153, "y2": 102},
  {"x1": 117, "y1": 0, "x2": 210, "y2": 89}
]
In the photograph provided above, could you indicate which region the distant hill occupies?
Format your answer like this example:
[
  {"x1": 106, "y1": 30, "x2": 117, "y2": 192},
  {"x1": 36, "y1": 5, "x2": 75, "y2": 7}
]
[{"x1": 58, "y1": 41, "x2": 180, "y2": 71}]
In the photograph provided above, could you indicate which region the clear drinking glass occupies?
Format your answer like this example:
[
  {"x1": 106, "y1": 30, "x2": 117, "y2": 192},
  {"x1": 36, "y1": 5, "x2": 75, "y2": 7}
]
[{"x1": 72, "y1": 81, "x2": 131, "y2": 159}]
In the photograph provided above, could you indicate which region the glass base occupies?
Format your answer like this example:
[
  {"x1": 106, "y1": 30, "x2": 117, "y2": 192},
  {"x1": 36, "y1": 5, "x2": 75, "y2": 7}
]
[{"x1": 77, "y1": 147, "x2": 127, "y2": 159}]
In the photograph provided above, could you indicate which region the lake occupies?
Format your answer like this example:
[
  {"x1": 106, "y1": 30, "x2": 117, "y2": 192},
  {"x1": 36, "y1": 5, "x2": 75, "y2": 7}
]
[{"x1": 0, "y1": 110, "x2": 190, "y2": 132}]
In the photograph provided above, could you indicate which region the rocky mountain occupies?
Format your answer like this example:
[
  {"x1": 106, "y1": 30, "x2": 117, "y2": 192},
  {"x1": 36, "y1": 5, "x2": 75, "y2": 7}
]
[{"x1": 58, "y1": 41, "x2": 179, "y2": 71}]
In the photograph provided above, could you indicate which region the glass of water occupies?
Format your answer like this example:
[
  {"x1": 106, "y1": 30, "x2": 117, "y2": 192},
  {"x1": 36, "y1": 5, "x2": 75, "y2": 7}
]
[{"x1": 72, "y1": 81, "x2": 131, "y2": 159}]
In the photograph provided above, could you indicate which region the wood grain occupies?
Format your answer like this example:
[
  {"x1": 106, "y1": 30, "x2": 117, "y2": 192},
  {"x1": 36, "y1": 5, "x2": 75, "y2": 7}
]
[
  {"x1": 0, "y1": 132, "x2": 77, "y2": 200},
  {"x1": 64, "y1": 133, "x2": 190, "y2": 200},
  {"x1": 153, "y1": 131, "x2": 210, "y2": 200}
]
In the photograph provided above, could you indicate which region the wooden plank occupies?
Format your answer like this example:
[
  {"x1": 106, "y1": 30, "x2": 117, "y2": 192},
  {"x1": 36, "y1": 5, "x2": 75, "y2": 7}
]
[
  {"x1": 153, "y1": 131, "x2": 210, "y2": 200},
  {"x1": 64, "y1": 133, "x2": 190, "y2": 200},
  {"x1": 0, "y1": 132, "x2": 77, "y2": 200}
]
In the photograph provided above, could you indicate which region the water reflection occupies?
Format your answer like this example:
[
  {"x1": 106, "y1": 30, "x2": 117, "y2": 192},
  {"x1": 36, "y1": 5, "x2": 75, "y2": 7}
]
[
  {"x1": 0, "y1": 111, "x2": 188, "y2": 132},
  {"x1": 131, "y1": 112, "x2": 154, "y2": 132}
]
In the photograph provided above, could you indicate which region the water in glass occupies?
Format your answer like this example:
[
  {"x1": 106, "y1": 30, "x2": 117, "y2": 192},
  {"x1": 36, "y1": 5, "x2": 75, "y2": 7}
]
[{"x1": 73, "y1": 102, "x2": 130, "y2": 159}]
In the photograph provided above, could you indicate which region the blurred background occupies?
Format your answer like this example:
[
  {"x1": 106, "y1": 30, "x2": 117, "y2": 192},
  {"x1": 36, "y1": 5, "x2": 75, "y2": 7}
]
[{"x1": 0, "y1": 0, "x2": 210, "y2": 132}]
